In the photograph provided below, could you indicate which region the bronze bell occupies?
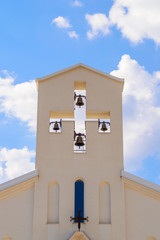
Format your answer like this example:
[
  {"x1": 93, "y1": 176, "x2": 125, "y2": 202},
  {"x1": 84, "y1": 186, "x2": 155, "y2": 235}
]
[
  {"x1": 75, "y1": 134, "x2": 85, "y2": 148},
  {"x1": 101, "y1": 122, "x2": 108, "y2": 132},
  {"x1": 53, "y1": 121, "x2": 60, "y2": 131},
  {"x1": 76, "y1": 95, "x2": 84, "y2": 107}
]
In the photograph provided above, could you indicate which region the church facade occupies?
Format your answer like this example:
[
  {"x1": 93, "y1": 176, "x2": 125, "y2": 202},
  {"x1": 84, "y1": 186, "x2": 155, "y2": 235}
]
[{"x1": 0, "y1": 63, "x2": 160, "y2": 240}]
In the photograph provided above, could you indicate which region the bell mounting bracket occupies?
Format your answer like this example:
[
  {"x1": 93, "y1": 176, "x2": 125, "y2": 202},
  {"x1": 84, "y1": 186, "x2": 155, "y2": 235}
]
[{"x1": 74, "y1": 92, "x2": 86, "y2": 101}]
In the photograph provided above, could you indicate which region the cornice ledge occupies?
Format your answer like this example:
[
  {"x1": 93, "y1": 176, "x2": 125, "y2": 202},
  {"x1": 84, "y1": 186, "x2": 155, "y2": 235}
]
[
  {"x1": 0, "y1": 169, "x2": 38, "y2": 191},
  {"x1": 121, "y1": 170, "x2": 160, "y2": 193}
]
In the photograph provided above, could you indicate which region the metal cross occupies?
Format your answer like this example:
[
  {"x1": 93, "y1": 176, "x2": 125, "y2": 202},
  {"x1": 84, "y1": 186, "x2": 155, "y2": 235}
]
[{"x1": 70, "y1": 210, "x2": 89, "y2": 231}]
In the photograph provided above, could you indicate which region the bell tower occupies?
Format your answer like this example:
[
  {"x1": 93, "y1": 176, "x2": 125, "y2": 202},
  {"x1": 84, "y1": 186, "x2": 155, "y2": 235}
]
[{"x1": 33, "y1": 63, "x2": 125, "y2": 240}]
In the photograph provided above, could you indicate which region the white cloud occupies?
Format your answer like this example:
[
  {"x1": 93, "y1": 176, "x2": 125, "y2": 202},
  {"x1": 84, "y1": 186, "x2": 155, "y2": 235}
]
[
  {"x1": 111, "y1": 55, "x2": 160, "y2": 171},
  {"x1": 85, "y1": 13, "x2": 110, "y2": 39},
  {"x1": 109, "y1": 0, "x2": 160, "y2": 44},
  {"x1": 85, "y1": 1, "x2": 160, "y2": 44},
  {"x1": 51, "y1": 16, "x2": 79, "y2": 39},
  {"x1": 0, "y1": 147, "x2": 35, "y2": 183},
  {"x1": 68, "y1": 31, "x2": 79, "y2": 39},
  {"x1": 0, "y1": 71, "x2": 37, "y2": 132},
  {"x1": 51, "y1": 16, "x2": 71, "y2": 29},
  {"x1": 0, "y1": 165, "x2": 3, "y2": 179},
  {"x1": 72, "y1": 0, "x2": 83, "y2": 7}
]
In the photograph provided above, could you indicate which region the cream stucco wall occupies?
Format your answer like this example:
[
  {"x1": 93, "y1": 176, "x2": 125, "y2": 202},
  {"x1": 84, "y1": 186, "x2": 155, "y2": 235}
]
[
  {"x1": 33, "y1": 66, "x2": 125, "y2": 240},
  {"x1": 0, "y1": 187, "x2": 34, "y2": 240},
  {"x1": 124, "y1": 185, "x2": 160, "y2": 240}
]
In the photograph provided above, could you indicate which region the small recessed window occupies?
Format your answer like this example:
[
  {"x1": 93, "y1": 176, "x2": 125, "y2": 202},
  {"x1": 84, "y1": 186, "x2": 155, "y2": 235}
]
[{"x1": 74, "y1": 180, "x2": 84, "y2": 221}]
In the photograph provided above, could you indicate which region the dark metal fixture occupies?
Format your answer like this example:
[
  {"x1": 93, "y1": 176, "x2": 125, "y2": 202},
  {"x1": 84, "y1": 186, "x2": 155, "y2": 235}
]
[
  {"x1": 98, "y1": 119, "x2": 110, "y2": 132},
  {"x1": 74, "y1": 93, "x2": 86, "y2": 107},
  {"x1": 74, "y1": 131, "x2": 86, "y2": 148},
  {"x1": 50, "y1": 119, "x2": 62, "y2": 132},
  {"x1": 70, "y1": 210, "x2": 89, "y2": 231}
]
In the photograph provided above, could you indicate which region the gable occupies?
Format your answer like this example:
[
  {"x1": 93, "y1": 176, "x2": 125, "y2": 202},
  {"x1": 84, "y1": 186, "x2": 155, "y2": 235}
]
[
  {"x1": 69, "y1": 232, "x2": 90, "y2": 240},
  {"x1": 36, "y1": 64, "x2": 124, "y2": 114},
  {"x1": 36, "y1": 63, "x2": 124, "y2": 87}
]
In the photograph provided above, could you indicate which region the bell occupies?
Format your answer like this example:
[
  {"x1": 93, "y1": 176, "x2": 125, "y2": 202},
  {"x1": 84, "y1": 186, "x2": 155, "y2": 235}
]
[
  {"x1": 75, "y1": 134, "x2": 85, "y2": 148},
  {"x1": 76, "y1": 95, "x2": 84, "y2": 107},
  {"x1": 53, "y1": 121, "x2": 60, "y2": 131},
  {"x1": 101, "y1": 122, "x2": 108, "y2": 132}
]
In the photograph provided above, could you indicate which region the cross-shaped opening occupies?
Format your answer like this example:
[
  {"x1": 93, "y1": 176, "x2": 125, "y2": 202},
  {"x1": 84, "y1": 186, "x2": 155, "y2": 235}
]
[
  {"x1": 49, "y1": 81, "x2": 111, "y2": 153},
  {"x1": 74, "y1": 87, "x2": 86, "y2": 153}
]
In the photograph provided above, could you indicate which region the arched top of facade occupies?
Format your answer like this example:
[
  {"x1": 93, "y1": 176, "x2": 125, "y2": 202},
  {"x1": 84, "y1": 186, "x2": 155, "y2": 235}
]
[
  {"x1": 74, "y1": 178, "x2": 85, "y2": 183},
  {"x1": 48, "y1": 181, "x2": 59, "y2": 186},
  {"x1": 2, "y1": 236, "x2": 12, "y2": 240},
  {"x1": 100, "y1": 181, "x2": 110, "y2": 186}
]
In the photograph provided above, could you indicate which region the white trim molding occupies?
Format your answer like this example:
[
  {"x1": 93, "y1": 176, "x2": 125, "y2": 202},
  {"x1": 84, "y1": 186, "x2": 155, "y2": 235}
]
[
  {"x1": 36, "y1": 63, "x2": 124, "y2": 83},
  {"x1": 121, "y1": 170, "x2": 160, "y2": 193},
  {"x1": 0, "y1": 169, "x2": 38, "y2": 191}
]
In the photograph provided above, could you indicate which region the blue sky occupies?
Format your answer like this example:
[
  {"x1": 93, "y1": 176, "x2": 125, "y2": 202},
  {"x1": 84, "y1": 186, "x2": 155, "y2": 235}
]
[{"x1": 0, "y1": 0, "x2": 160, "y2": 184}]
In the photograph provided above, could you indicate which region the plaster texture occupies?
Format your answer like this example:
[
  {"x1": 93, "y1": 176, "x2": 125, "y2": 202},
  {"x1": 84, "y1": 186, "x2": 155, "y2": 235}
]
[{"x1": 0, "y1": 187, "x2": 34, "y2": 240}]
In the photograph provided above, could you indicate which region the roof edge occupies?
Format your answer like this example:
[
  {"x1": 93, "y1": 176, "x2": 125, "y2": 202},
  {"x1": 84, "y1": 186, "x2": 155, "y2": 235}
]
[
  {"x1": 36, "y1": 63, "x2": 124, "y2": 83},
  {"x1": 0, "y1": 169, "x2": 38, "y2": 191},
  {"x1": 121, "y1": 170, "x2": 160, "y2": 193}
]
